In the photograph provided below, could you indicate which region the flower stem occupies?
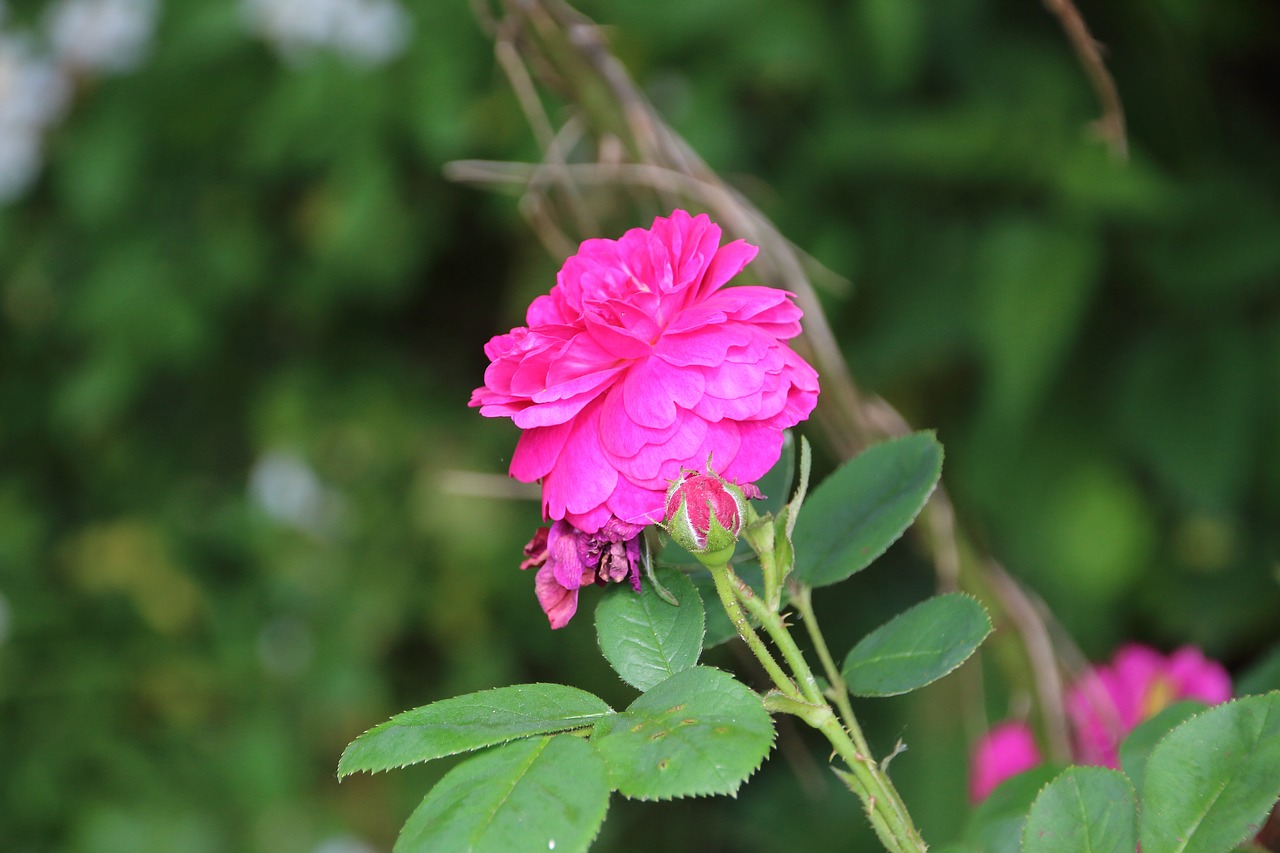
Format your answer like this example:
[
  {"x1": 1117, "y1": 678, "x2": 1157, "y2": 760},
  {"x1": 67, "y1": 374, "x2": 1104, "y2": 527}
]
[
  {"x1": 710, "y1": 562, "x2": 927, "y2": 853},
  {"x1": 706, "y1": 560, "x2": 800, "y2": 699},
  {"x1": 790, "y1": 583, "x2": 868, "y2": 753}
]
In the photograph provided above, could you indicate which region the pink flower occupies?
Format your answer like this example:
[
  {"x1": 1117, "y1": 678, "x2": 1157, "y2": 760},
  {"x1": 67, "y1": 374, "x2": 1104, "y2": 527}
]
[
  {"x1": 471, "y1": 210, "x2": 819, "y2": 535},
  {"x1": 969, "y1": 721, "x2": 1043, "y2": 803},
  {"x1": 520, "y1": 519, "x2": 643, "y2": 629},
  {"x1": 1065, "y1": 643, "x2": 1231, "y2": 768},
  {"x1": 969, "y1": 643, "x2": 1233, "y2": 802}
]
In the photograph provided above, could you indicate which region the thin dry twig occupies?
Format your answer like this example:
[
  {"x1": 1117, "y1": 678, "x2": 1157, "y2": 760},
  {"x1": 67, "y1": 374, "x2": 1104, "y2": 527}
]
[{"x1": 1042, "y1": 0, "x2": 1128, "y2": 159}]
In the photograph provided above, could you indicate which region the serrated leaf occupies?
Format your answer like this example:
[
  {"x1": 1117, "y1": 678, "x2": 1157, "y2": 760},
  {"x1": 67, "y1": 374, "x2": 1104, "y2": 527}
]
[
  {"x1": 785, "y1": 435, "x2": 812, "y2": 540},
  {"x1": 1140, "y1": 692, "x2": 1280, "y2": 853},
  {"x1": 394, "y1": 735, "x2": 609, "y2": 853},
  {"x1": 964, "y1": 764, "x2": 1066, "y2": 853},
  {"x1": 339, "y1": 684, "x2": 613, "y2": 776},
  {"x1": 792, "y1": 432, "x2": 943, "y2": 588},
  {"x1": 596, "y1": 567, "x2": 704, "y2": 691},
  {"x1": 1118, "y1": 700, "x2": 1205, "y2": 798},
  {"x1": 1022, "y1": 766, "x2": 1136, "y2": 853},
  {"x1": 841, "y1": 593, "x2": 991, "y2": 697},
  {"x1": 590, "y1": 667, "x2": 774, "y2": 800}
]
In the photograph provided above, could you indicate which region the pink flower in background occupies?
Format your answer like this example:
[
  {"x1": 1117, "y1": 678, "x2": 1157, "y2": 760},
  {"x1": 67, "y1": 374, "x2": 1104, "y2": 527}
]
[
  {"x1": 471, "y1": 210, "x2": 819, "y2": 535},
  {"x1": 969, "y1": 643, "x2": 1232, "y2": 801},
  {"x1": 1065, "y1": 643, "x2": 1231, "y2": 768},
  {"x1": 520, "y1": 519, "x2": 642, "y2": 629},
  {"x1": 969, "y1": 721, "x2": 1042, "y2": 803}
]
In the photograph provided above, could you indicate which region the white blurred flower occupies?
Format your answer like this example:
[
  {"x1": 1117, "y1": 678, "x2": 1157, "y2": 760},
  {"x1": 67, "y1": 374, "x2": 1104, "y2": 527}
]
[
  {"x1": 44, "y1": 0, "x2": 159, "y2": 75},
  {"x1": 0, "y1": 123, "x2": 41, "y2": 202},
  {"x1": 0, "y1": 34, "x2": 71, "y2": 128},
  {"x1": 248, "y1": 449, "x2": 345, "y2": 535},
  {"x1": 1, "y1": 33, "x2": 71, "y2": 203},
  {"x1": 242, "y1": 0, "x2": 410, "y2": 67},
  {"x1": 329, "y1": 0, "x2": 409, "y2": 66},
  {"x1": 312, "y1": 835, "x2": 377, "y2": 853}
]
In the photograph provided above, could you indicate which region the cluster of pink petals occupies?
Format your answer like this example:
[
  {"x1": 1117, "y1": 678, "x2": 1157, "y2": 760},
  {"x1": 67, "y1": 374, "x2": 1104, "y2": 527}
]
[
  {"x1": 969, "y1": 643, "x2": 1232, "y2": 802},
  {"x1": 520, "y1": 519, "x2": 642, "y2": 629},
  {"x1": 1064, "y1": 643, "x2": 1231, "y2": 768},
  {"x1": 471, "y1": 210, "x2": 820, "y2": 536}
]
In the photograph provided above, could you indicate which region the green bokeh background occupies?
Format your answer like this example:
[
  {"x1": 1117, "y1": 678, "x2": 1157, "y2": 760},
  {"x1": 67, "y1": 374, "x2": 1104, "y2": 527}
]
[{"x1": 1, "y1": 0, "x2": 1277, "y2": 850}]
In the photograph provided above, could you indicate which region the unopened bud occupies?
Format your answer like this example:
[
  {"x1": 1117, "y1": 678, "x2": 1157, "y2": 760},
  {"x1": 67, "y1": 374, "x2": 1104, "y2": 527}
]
[{"x1": 663, "y1": 470, "x2": 750, "y2": 566}]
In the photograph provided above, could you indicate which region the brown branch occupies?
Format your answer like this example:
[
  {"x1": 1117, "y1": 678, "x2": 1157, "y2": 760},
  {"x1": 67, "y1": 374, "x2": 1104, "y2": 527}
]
[
  {"x1": 467, "y1": 0, "x2": 1079, "y2": 762},
  {"x1": 1043, "y1": 0, "x2": 1128, "y2": 159}
]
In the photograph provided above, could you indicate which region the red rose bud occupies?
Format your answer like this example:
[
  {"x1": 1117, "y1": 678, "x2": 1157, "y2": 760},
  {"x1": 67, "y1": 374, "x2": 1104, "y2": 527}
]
[{"x1": 663, "y1": 470, "x2": 750, "y2": 565}]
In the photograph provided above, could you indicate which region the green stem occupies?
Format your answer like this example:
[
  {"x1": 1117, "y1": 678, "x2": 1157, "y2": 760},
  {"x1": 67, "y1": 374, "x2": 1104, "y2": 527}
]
[
  {"x1": 732, "y1": 574, "x2": 825, "y2": 707},
  {"x1": 710, "y1": 563, "x2": 927, "y2": 853},
  {"x1": 706, "y1": 560, "x2": 800, "y2": 699},
  {"x1": 790, "y1": 583, "x2": 869, "y2": 755}
]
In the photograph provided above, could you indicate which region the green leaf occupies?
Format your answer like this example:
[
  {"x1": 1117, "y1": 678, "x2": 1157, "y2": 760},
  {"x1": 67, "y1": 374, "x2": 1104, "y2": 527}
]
[
  {"x1": 596, "y1": 567, "x2": 704, "y2": 691},
  {"x1": 395, "y1": 735, "x2": 609, "y2": 853},
  {"x1": 1140, "y1": 692, "x2": 1280, "y2": 853},
  {"x1": 784, "y1": 434, "x2": 812, "y2": 539},
  {"x1": 1022, "y1": 766, "x2": 1136, "y2": 853},
  {"x1": 755, "y1": 429, "x2": 796, "y2": 516},
  {"x1": 339, "y1": 684, "x2": 613, "y2": 777},
  {"x1": 1118, "y1": 700, "x2": 1205, "y2": 798},
  {"x1": 964, "y1": 764, "x2": 1066, "y2": 853},
  {"x1": 590, "y1": 667, "x2": 774, "y2": 800},
  {"x1": 841, "y1": 593, "x2": 991, "y2": 697},
  {"x1": 792, "y1": 432, "x2": 943, "y2": 588}
]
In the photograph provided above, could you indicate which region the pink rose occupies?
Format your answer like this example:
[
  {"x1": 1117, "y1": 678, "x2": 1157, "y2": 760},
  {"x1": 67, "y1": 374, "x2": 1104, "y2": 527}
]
[
  {"x1": 969, "y1": 643, "x2": 1233, "y2": 801},
  {"x1": 969, "y1": 721, "x2": 1043, "y2": 803},
  {"x1": 1065, "y1": 643, "x2": 1232, "y2": 768},
  {"x1": 471, "y1": 210, "x2": 819, "y2": 535}
]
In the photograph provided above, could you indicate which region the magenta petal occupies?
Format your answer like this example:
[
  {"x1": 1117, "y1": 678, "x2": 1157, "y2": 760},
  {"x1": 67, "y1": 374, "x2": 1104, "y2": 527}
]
[
  {"x1": 694, "y1": 239, "x2": 759, "y2": 301},
  {"x1": 621, "y1": 357, "x2": 705, "y2": 429},
  {"x1": 563, "y1": 503, "x2": 612, "y2": 535},
  {"x1": 599, "y1": 389, "x2": 683, "y2": 459},
  {"x1": 970, "y1": 722, "x2": 1042, "y2": 803},
  {"x1": 1166, "y1": 646, "x2": 1232, "y2": 704},
  {"x1": 534, "y1": 563, "x2": 579, "y2": 629},
  {"x1": 539, "y1": 400, "x2": 618, "y2": 521},
  {"x1": 612, "y1": 416, "x2": 709, "y2": 484},
  {"x1": 605, "y1": 479, "x2": 666, "y2": 527},
  {"x1": 656, "y1": 324, "x2": 751, "y2": 366},
  {"x1": 509, "y1": 421, "x2": 572, "y2": 483},
  {"x1": 545, "y1": 522, "x2": 589, "y2": 590}
]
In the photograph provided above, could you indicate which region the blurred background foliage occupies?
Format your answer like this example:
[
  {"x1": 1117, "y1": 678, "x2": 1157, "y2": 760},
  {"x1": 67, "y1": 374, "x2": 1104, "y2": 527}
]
[{"x1": 1, "y1": 0, "x2": 1277, "y2": 850}]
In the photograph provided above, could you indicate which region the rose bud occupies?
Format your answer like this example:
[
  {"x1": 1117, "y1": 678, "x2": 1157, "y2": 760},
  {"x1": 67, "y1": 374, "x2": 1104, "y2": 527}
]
[{"x1": 663, "y1": 470, "x2": 752, "y2": 565}]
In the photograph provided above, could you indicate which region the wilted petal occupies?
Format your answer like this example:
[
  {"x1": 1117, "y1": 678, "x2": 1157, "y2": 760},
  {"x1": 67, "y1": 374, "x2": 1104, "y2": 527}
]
[{"x1": 534, "y1": 563, "x2": 579, "y2": 629}]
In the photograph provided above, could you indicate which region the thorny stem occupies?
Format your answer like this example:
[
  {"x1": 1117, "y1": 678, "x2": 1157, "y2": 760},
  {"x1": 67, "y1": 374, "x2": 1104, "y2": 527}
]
[
  {"x1": 708, "y1": 561, "x2": 927, "y2": 853},
  {"x1": 789, "y1": 583, "x2": 868, "y2": 754},
  {"x1": 706, "y1": 560, "x2": 800, "y2": 700}
]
